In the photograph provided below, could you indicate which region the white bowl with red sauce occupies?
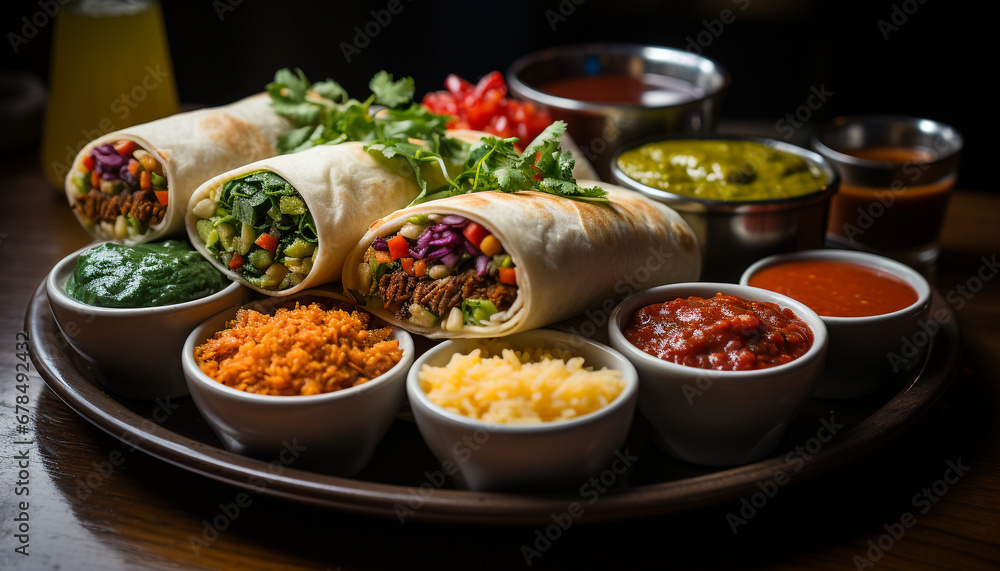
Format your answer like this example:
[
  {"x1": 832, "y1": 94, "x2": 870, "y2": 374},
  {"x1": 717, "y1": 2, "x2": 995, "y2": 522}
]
[
  {"x1": 740, "y1": 249, "x2": 932, "y2": 399},
  {"x1": 608, "y1": 283, "x2": 828, "y2": 466}
]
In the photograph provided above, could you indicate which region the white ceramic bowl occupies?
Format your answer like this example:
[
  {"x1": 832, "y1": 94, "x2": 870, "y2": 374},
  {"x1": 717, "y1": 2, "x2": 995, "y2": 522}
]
[
  {"x1": 740, "y1": 249, "x2": 932, "y2": 399},
  {"x1": 182, "y1": 289, "x2": 414, "y2": 477},
  {"x1": 608, "y1": 282, "x2": 828, "y2": 466},
  {"x1": 406, "y1": 329, "x2": 639, "y2": 492},
  {"x1": 46, "y1": 242, "x2": 249, "y2": 400}
]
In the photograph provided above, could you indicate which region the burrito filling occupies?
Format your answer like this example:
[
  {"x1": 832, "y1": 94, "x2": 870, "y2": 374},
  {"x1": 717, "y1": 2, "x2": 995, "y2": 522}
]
[
  {"x1": 353, "y1": 215, "x2": 519, "y2": 331},
  {"x1": 191, "y1": 170, "x2": 318, "y2": 291},
  {"x1": 70, "y1": 141, "x2": 168, "y2": 240}
]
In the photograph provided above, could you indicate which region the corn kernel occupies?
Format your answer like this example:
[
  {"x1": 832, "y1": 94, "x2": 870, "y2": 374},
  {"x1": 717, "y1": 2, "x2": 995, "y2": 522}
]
[{"x1": 478, "y1": 234, "x2": 502, "y2": 257}]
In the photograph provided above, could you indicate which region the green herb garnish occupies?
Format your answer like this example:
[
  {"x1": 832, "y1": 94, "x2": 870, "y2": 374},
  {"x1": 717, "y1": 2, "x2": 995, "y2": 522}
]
[
  {"x1": 366, "y1": 121, "x2": 607, "y2": 205},
  {"x1": 267, "y1": 68, "x2": 449, "y2": 153},
  {"x1": 266, "y1": 68, "x2": 606, "y2": 205}
]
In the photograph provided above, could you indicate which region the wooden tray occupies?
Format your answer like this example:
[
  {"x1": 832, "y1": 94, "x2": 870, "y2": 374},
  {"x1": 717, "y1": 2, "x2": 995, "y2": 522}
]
[{"x1": 26, "y1": 279, "x2": 961, "y2": 525}]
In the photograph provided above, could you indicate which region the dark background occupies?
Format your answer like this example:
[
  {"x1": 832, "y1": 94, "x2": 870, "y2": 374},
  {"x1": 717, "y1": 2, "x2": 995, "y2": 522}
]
[{"x1": 2, "y1": 0, "x2": 988, "y2": 190}]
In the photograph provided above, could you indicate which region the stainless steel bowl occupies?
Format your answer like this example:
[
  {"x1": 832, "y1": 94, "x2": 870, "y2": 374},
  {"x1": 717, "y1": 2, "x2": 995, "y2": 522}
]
[
  {"x1": 610, "y1": 135, "x2": 839, "y2": 283},
  {"x1": 507, "y1": 43, "x2": 729, "y2": 181},
  {"x1": 810, "y1": 115, "x2": 962, "y2": 187}
]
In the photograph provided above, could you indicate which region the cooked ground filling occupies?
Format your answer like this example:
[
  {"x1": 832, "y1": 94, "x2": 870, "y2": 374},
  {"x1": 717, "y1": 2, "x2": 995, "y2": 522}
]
[
  {"x1": 75, "y1": 187, "x2": 166, "y2": 226},
  {"x1": 374, "y1": 265, "x2": 518, "y2": 321},
  {"x1": 70, "y1": 141, "x2": 169, "y2": 238},
  {"x1": 194, "y1": 302, "x2": 402, "y2": 396},
  {"x1": 357, "y1": 215, "x2": 520, "y2": 329}
]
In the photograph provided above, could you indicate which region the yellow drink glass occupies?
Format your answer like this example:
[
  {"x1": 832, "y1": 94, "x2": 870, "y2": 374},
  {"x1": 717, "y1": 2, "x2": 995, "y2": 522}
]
[{"x1": 41, "y1": 0, "x2": 179, "y2": 190}]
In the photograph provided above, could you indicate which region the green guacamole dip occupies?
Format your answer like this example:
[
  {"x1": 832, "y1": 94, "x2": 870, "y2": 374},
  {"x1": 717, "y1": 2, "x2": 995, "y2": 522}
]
[
  {"x1": 65, "y1": 240, "x2": 230, "y2": 308},
  {"x1": 616, "y1": 140, "x2": 828, "y2": 201}
]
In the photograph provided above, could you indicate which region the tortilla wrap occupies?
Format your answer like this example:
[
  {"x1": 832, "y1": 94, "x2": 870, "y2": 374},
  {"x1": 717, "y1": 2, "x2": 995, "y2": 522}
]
[
  {"x1": 65, "y1": 93, "x2": 291, "y2": 245},
  {"x1": 185, "y1": 141, "x2": 423, "y2": 296},
  {"x1": 341, "y1": 182, "x2": 701, "y2": 338}
]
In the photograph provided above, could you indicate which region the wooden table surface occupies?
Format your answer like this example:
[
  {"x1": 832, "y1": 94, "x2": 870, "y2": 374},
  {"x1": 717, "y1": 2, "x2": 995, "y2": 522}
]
[{"x1": 2, "y1": 149, "x2": 998, "y2": 571}]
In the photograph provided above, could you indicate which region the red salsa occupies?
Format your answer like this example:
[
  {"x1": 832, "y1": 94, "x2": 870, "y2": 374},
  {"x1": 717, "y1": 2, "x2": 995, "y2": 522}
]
[
  {"x1": 623, "y1": 293, "x2": 813, "y2": 371},
  {"x1": 536, "y1": 74, "x2": 703, "y2": 106},
  {"x1": 747, "y1": 259, "x2": 919, "y2": 318}
]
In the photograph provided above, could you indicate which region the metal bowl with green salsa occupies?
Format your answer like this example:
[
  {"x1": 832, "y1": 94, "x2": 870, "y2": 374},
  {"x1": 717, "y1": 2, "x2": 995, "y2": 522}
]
[
  {"x1": 614, "y1": 139, "x2": 829, "y2": 201},
  {"x1": 610, "y1": 135, "x2": 839, "y2": 283}
]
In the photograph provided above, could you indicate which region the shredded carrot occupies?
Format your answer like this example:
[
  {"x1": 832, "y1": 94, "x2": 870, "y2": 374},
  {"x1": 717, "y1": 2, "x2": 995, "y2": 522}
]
[{"x1": 193, "y1": 302, "x2": 402, "y2": 396}]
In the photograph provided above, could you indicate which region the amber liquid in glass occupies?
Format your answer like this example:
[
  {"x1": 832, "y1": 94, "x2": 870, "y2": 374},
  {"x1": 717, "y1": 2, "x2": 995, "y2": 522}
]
[
  {"x1": 826, "y1": 146, "x2": 954, "y2": 252},
  {"x1": 41, "y1": 0, "x2": 179, "y2": 189}
]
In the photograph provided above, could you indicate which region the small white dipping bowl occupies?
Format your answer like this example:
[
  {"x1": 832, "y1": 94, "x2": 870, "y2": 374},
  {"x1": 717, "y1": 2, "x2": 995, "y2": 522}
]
[
  {"x1": 740, "y1": 249, "x2": 932, "y2": 399},
  {"x1": 608, "y1": 283, "x2": 828, "y2": 466},
  {"x1": 46, "y1": 242, "x2": 249, "y2": 400},
  {"x1": 182, "y1": 289, "x2": 414, "y2": 477},
  {"x1": 407, "y1": 329, "x2": 638, "y2": 492}
]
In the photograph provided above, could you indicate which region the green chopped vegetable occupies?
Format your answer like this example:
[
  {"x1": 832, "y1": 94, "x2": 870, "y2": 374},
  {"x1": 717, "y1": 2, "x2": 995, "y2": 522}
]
[
  {"x1": 279, "y1": 195, "x2": 307, "y2": 215},
  {"x1": 195, "y1": 219, "x2": 219, "y2": 248},
  {"x1": 196, "y1": 170, "x2": 317, "y2": 290},
  {"x1": 462, "y1": 298, "x2": 498, "y2": 325},
  {"x1": 151, "y1": 172, "x2": 167, "y2": 189}
]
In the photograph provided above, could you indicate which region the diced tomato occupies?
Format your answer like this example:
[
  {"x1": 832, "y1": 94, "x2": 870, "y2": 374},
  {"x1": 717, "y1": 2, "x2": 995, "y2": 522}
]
[
  {"x1": 473, "y1": 71, "x2": 506, "y2": 98},
  {"x1": 400, "y1": 257, "x2": 414, "y2": 276},
  {"x1": 413, "y1": 258, "x2": 427, "y2": 277},
  {"x1": 445, "y1": 74, "x2": 473, "y2": 98},
  {"x1": 498, "y1": 267, "x2": 517, "y2": 285},
  {"x1": 229, "y1": 252, "x2": 244, "y2": 270},
  {"x1": 462, "y1": 222, "x2": 489, "y2": 247},
  {"x1": 113, "y1": 140, "x2": 138, "y2": 157},
  {"x1": 128, "y1": 158, "x2": 141, "y2": 176},
  {"x1": 254, "y1": 232, "x2": 278, "y2": 255},
  {"x1": 154, "y1": 190, "x2": 169, "y2": 207},
  {"x1": 82, "y1": 155, "x2": 95, "y2": 171},
  {"x1": 90, "y1": 170, "x2": 99, "y2": 188},
  {"x1": 387, "y1": 234, "x2": 410, "y2": 260},
  {"x1": 421, "y1": 71, "x2": 553, "y2": 153},
  {"x1": 422, "y1": 91, "x2": 458, "y2": 117}
]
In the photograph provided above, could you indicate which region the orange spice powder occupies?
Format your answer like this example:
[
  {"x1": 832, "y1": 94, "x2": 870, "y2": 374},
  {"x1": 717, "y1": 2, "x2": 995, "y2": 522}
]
[{"x1": 194, "y1": 302, "x2": 402, "y2": 396}]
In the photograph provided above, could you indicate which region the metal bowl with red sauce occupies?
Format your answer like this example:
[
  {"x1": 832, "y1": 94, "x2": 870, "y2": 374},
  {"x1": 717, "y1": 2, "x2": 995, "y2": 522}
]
[{"x1": 622, "y1": 293, "x2": 814, "y2": 371}]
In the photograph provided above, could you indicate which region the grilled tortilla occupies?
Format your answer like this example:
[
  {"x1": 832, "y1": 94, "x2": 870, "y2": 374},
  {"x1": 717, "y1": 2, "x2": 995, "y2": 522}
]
[{"x1": 342, "y1": 182, "x2": 701, "y2": 338}]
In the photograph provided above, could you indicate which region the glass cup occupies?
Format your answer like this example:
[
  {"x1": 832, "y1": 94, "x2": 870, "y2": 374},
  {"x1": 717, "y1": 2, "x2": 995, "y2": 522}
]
[
  {"x1": 41, "y1": 0, "x2": 179, "y2": 190},
  {"x1": 811, "y1": 115, "x2": 962, "y2": 273}
]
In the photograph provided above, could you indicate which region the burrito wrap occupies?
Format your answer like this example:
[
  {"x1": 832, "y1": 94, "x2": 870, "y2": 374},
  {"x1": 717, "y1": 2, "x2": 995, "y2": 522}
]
[
  {"x1": 342, "y1": 182, "x2": 701, "y2": 338},
  {"x1": 186, "y1": 142, "x2": 422, "y2": 296},
  {"x1": 66, "y1": 93, "x2": 290, "y2": 245}
]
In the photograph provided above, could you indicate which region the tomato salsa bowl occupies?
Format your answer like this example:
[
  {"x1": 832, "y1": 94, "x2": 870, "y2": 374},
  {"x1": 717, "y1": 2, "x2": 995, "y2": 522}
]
[
  {"x1": 741, "y1": 249, "x2": 932, "y2": 399},
  {"x1": 608, "y1": 282, "x2": 828, "y2": 466}
]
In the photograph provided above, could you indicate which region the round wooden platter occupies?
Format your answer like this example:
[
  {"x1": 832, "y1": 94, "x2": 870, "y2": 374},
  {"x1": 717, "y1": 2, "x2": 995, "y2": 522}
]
[{"x1": 26, "y1": 279, "x2": 961, "y2": 525}]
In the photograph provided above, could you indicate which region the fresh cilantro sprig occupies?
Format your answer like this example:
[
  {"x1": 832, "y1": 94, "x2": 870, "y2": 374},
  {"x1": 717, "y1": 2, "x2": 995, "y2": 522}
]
[
  {"x1": 366, "y1": 121, "x2": 607, "y2": 206},
  {"x1": 266, "y1": 68, "x2": 449, "y2": 153},
  {"x1": 266, "y1": 68, "x2": 606, "y2": 204}
]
